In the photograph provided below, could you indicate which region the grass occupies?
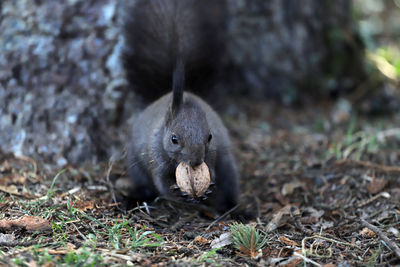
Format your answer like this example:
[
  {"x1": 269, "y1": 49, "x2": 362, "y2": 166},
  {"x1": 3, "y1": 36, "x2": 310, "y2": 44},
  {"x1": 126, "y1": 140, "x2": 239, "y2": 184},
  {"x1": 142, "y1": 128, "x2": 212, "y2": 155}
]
[
  {"x1": 129, "y1": 226, "x2": 164, "y2": 249},
  {"x1": 1, "y1": 103, "x2": 399, "y2": 266},
  {"x1": 367, "y1": 46, "x2": 400, "y2": 81},
  {"x1": 328, "y1": 117, "x2": 384, "y2": 160},
  {"x1": 0, "y1": 167, "x2": 166, "y2": 266},
  {"x1": 366, "y1": 245, "x2": 382, "y2": 267},
  {"x1": 26, "y1": 244, "x2": 103, "y2": 267},
  {"x1": 197, "y1": 248, "x2": 224, "y2": 266}
]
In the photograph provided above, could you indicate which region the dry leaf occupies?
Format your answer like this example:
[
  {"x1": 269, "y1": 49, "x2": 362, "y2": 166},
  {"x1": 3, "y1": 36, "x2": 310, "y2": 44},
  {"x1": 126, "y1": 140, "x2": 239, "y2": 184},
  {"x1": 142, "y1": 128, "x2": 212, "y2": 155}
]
[
  {"x1": 74, "y1": 200, "x2": 94, "y2": 211},
  {"x1": 270, "y1": 257, "x2": 302, "y2": 267},
  {"x1": 193, "y1": 235, "x2": 209, "y2": 245},
  {"x1": 0, "y1": 215, "x2": 51, "y2": 233},
  {"x1": 279, "y1": 236, "x2": 299, "y2": 247},
  {"x1": 360, "y1": 227, "x2": 376, "y2": 237},
  {"x1": 282, "y1": 257, "x2": 303, "y2": 267},
  {"x1": 281, "y1": 180, "x2": 304, "y2": 196},
  {"x1": 389, "y1": 227, "x2": 399, "y2": 238},
  {"x1": 266, "y1": 205, "x2": 292, "y2": 232},
  {"x1": 303, "y1": 207, "x2": 324, "y2": 219},
  {"x1": 0, "y1": 160, "x2": 11, "y2": 172},
  {"x1": 367, "y1": 177, "x2": 388, "y2": 194},
  {"x1": 0, "y1": 233, "x2": 15, "y2": 244},
  {"x1": 0, "y1": 174, "x2": 26, "y2": 186},
  {"x1": 210, "y1": 232, "x2": 232, "y2": 249},
  {"x1": 0, "y1": 184, "x2": 22, "y2": 196}
]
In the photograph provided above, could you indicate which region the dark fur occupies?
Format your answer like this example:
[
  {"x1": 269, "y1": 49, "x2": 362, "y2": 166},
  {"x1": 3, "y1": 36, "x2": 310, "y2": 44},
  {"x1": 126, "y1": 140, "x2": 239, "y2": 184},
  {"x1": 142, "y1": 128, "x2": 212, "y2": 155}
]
[
  {"x1": 123, "y1": 0, "x2": 227, "y2": 102},
  {"x1": 125, "y1": 0, "x2": 238, "y2": 212}
]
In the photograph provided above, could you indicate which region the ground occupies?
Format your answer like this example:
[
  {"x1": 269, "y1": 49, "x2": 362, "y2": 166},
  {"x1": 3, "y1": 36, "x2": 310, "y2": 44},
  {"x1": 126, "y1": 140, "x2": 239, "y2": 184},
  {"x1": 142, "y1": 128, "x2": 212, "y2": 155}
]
[{"x1": 0, "y1": 98, "x2": 399, "y2": 266}]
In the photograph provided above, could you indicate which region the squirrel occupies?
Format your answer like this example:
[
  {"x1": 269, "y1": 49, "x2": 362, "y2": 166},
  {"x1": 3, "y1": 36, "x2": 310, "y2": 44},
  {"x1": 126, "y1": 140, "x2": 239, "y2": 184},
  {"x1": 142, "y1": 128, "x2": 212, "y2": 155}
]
[{"x1": 123, "y1": 0, "x2": 239, "y2": 212}]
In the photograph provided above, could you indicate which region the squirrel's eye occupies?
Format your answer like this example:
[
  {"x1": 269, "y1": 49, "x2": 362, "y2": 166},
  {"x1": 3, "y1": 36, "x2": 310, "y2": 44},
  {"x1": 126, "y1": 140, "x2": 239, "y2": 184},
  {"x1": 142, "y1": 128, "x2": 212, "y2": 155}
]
[
  {"x1": 171, "y1": 135, "x2": 179, "y2": 144},
  {"x1": 208, "y1": 134, "x2": 212, "y2": 142}
]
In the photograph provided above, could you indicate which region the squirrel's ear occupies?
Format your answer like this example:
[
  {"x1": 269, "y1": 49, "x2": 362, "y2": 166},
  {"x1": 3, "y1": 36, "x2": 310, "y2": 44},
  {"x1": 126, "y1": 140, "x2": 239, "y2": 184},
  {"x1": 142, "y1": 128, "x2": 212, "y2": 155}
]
[
  {"x1": 171, "y1": 58, "x2": 184, "y2": 115},
  {"x1": 165, "y1": 104, "x2": 175, "y2": 126}
]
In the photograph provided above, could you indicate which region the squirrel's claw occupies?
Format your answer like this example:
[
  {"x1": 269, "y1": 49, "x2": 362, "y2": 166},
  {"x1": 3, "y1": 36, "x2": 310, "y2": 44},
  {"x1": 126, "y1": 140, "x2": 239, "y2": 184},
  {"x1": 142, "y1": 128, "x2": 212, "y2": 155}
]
[{"x1": 170, "y1": 184, "x2": 180, "y2": 190}]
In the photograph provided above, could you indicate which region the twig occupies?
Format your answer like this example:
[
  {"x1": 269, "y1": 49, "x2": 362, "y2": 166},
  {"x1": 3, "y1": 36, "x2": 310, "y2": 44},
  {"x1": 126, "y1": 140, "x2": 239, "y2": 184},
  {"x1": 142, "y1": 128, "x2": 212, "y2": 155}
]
[
  {"x1": 357, "y1": 192, "x2": 390, "y2": 208},
  {"x1": 206, "y1": 204, "x2": 239, "y2": 230},
  {"x1": 291, "y1": 208, "x2": 314, "y2": 236},
  {"x1": 360, "y1": 219, "x2": 400, "y2": 260},
  {"x1": 170, "y1": 213, "x2": 198, "y2": 231},
  {"x1": 106, "y1": 157, "x2": 119, "y2": 208},
  {"x1": 301, "y1": 234, "x2": 361, "y2": 264},
  {"x1": 336, "y1": 159, "x2": 400, "y2": 173},
  {"x1": 293, "y1": 251, "x2": 321, "y2": 267},
  {"x1": 0, "y1": 238, "x2": 54, "y2": 248},
  {"x1": 302, "y1": 235, "x2": 360, "y2": 249},
  {"x1": 0, "y1": 240, "x2": 38, "y2": 247}
]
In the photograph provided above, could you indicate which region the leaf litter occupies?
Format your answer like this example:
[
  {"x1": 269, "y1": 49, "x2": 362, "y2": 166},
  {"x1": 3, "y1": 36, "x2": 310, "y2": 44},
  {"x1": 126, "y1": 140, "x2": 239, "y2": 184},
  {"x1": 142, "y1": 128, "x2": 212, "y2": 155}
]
[{"x1": 0, "y1": 100, "x2": 400, "y2": 266}]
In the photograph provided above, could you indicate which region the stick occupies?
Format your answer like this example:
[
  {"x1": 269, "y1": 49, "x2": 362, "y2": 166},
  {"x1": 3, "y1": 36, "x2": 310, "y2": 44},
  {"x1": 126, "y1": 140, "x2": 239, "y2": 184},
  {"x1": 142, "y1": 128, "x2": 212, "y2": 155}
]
[
  {"x1": 360, "y1": 219, "x2": 400, "y2": 260},
  {"x1": 206, "y1": 204, "x2": 239, "y2": 230},
  {"x1": 293, "y1": 251, "x2": 321, "y2": 267},
  {"x1": 336, "y1": 159, "x2": 400, "y2": 173}
]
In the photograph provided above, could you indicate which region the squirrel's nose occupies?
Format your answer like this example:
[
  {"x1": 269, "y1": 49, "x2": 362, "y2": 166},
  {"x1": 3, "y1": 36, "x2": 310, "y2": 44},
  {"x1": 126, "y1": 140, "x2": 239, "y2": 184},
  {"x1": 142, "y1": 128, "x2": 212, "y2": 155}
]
[{"x1": 189, "y1": 158, "x2": 203, "y2": 168}]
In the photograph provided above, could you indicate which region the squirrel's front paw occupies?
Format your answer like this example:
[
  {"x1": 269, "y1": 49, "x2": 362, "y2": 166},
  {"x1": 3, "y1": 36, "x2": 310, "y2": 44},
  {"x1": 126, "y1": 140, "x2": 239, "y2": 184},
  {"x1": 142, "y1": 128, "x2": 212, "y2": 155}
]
[{"x1": 170, "y1": 182, "x2": 214, "y2": 203}]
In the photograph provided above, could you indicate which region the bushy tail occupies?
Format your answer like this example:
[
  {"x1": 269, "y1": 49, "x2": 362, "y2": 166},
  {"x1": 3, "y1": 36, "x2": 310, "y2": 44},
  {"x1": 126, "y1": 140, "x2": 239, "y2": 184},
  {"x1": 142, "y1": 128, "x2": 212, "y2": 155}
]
[{"x1": 122, "y1": 0, "x2": 227, "y2": 102}]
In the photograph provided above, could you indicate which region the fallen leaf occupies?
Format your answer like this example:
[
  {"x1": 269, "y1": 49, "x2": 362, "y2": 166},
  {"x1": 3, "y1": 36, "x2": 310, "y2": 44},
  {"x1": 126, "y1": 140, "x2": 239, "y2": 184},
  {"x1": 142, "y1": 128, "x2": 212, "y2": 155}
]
[
  {"x1": 193, "y1": 235, "x2": 209, "y2": 245},
  {"x1": 37, "y1": 248, "x2": 70, "y2": 255},
  {"x1": 0, "y1": 160, "x2": 11, "y2": 172},
  {"x1": 303, "y1": 207, "x2": 324, "y2": 219},
  {"x1": 74, "y1": 200, "x2": 94, "y2": 211},
  {"x1": 66, "y1": 242, "x2": 77, "y2": 249},
  {"x1": 272, "y1": 256, "x2": 302, "y2": 267},
  {"x1": 0, "y1": 185, "x2": 22, "y2": 196},
  {"x1": 266, "y1": 205, "x2": 292, "y2": 232},
  {"x1": 389, "y1": 227, "x2": 399, "y2": 238},
  {"x1": 281, "y1": 180, "x2": 304, "y2": 196},
  {"x1": 360, "y1": 227, "x2": 376, "y2": 237},
  {"x1": 367, "y1": 177, "x2": 388, "y2": 194},
  {"x1": 0, "y1": 215, "x2": 51, "y2": 233},
  {"x1": 210, "y1": 232, "x2": 231, "y2": 249},
  {"x1": 0, "y1": 233, "x2": 15, "y2": 244},
  {"x1": 0, "y1": 174, "x2": 26, "y2": 186},
  {"x1": 279, "y1": 236, "x2": 299, "y2": 247}
]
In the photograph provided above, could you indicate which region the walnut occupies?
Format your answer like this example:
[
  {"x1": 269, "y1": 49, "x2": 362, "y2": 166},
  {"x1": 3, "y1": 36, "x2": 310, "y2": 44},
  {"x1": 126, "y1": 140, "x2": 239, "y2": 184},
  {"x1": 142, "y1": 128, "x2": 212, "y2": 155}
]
[{"x1": 175, "y1": 162, "x2": 211, "y2": 197}]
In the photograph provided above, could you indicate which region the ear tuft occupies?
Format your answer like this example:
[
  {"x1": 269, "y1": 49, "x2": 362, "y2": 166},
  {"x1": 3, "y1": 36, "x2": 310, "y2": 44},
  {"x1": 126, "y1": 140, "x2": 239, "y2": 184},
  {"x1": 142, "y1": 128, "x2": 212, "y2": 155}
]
[{"x1": 171, "y1": 58, "x2": 184, "y2": 114}]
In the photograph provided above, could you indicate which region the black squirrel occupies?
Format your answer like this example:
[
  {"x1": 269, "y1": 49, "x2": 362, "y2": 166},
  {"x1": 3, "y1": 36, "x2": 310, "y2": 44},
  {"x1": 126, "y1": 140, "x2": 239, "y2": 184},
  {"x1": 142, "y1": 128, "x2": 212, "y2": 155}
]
[{"x1": 123, "y1": 0, "x2": 239, "y2": 212}]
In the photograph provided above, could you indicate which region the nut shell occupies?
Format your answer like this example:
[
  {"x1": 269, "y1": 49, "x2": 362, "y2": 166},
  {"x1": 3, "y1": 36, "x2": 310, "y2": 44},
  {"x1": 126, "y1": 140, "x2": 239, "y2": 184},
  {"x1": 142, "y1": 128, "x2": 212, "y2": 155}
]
[{"x1": 175, "y1": 162, "x2": 211, "y2": 197}]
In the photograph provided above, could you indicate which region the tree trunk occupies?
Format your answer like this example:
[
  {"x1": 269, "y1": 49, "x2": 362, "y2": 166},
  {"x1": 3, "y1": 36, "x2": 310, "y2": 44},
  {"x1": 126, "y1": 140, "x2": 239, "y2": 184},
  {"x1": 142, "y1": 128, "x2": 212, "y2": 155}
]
[
  {"x1": 0, "y1": 0, "x2": 365, "y2": 164},
  {"x1": 226, "y1": 0, "x2": 364, "y2": 103}
]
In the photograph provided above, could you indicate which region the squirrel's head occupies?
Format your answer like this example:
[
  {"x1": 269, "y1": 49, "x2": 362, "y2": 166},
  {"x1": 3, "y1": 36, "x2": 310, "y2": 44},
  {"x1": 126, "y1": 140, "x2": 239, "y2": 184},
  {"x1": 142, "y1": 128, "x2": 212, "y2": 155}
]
[{"x1": 163, "y1": 98, "x2": 212, "y2": 167}]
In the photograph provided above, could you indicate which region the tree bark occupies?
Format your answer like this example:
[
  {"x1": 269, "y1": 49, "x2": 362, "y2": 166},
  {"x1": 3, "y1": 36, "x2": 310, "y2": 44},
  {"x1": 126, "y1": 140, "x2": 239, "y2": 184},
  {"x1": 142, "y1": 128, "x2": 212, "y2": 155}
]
[
  {"x1": 0, "y1": 0, "x2": 365, "y2": 164},
  {"x1": 226, "y1": 0, "x2": 364, "y2": 103}
]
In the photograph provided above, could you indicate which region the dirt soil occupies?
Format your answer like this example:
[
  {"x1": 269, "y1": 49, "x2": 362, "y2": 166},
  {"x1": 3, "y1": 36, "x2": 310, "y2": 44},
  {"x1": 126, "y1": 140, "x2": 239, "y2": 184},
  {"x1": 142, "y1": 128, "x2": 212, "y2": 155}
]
[{"x1": 1, "y1": 99, "x2": 400, "y2": 266}]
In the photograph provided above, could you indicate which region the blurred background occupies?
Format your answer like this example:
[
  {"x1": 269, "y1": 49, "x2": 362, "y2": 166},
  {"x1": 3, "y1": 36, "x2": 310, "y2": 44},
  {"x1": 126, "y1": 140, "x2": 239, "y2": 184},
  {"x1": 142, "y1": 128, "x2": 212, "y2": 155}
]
[{"x1": 0, "y1": 0, "x2": 399, "y2": 165}]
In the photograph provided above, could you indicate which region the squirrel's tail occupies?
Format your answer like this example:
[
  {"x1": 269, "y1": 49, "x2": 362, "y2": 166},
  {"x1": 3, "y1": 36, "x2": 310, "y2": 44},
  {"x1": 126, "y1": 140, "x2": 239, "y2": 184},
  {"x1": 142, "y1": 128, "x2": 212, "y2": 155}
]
[{"x1": 122, "y1": 0, "x2": 227, "y2": 102}]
